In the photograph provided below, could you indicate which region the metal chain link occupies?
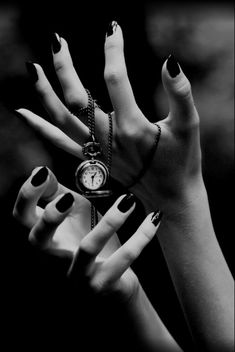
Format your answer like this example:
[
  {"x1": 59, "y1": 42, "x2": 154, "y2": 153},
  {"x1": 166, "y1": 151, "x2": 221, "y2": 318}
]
[
  {"x1": 86, "y1": 89, "x2": 95, "y2": 138},
  {"x1": 84, "y1": 90, "x2": 112, "y2": 230},
  {"x1": 107, "y1": 112, "x2": 113, "y2": 174}
]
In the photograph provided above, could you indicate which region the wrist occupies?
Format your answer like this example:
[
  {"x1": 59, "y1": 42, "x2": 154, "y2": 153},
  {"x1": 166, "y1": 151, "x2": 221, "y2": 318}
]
[{"x1": 133, "y1": 174, "x2": 207, "y2": 216}]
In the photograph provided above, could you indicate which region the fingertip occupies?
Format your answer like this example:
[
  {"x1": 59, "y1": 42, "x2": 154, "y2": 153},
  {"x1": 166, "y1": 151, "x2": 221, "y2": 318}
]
[
  {"x1": 150, "y1": 210, "x2": 163, "y2": 228},
  {"x1": 30, "y1": 165, "x2": 48, "y2": 176},
  {"x1": 59, "y1": 37, "x2": 69, "y2": 50},
  {"x1": 15, "y1": 107, "x2": 28, "y2": 115},
  {"x1": 51, "y1": 32, "x2": 62, "y2": 54},
  {"x1": 106, "y1": 20, "x2": 119, "y2": 38},
  {"x1": 105, "y1": 21, "x2": 123, "y2": 47},
  {"x1": 55, "y1": 192, "x2": 74, "y2": 213},
  {"x1": 166, "y1": 54, "x2": 181, "y2": 78},
  {"x1": 161, "y1": 55, "x2": 182, "y2": 86},
  {"x1": 162, "y1": 55, "x2": 192, "y2": 97},
  {"x1": 31, "y1": 166, "x2": 49, "y2": 187},
  {"x1": 116, "y1": 193, "x2": 136, "y2": 213}
]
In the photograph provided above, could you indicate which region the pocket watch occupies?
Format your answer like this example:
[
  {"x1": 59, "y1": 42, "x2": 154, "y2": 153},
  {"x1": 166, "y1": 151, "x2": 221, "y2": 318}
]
[
  {"x1": 75, "y1": 136, "x2": 111, "y2": 198},
  {"x1": 75, "y1": 90, "x2": 112, "y2": 198}
]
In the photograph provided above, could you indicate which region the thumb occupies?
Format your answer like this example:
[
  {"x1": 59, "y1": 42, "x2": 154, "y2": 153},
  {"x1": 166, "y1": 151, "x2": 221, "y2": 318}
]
[{"x1": 162, "y1": 55, "x2": 199, "y2": 130}]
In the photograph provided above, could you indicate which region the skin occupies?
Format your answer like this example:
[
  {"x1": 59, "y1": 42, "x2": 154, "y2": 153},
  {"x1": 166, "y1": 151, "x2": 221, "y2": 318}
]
[
  {"x1": 13, "y1": 167, "x2": 182, "y2": 351},
  {"x1": 15, "y1": 23, "x2": 234, "y2": 351}
]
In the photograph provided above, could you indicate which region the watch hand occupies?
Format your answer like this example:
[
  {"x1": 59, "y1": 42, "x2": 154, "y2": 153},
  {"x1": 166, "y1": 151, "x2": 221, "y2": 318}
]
[{"x1": 91, "y1": 172, "x2": 97, "y2": 185}]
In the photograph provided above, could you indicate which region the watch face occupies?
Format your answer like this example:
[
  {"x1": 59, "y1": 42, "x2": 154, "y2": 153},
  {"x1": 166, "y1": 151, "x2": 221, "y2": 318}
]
[{"x1": 81, "y1": 164, "x2": 105, "y2": 190}]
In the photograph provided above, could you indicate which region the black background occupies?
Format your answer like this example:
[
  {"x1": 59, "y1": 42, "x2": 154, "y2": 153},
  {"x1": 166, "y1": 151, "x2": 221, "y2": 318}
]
[{"x1": 0, "y1": 1, "x2": 234, "y2": 351}]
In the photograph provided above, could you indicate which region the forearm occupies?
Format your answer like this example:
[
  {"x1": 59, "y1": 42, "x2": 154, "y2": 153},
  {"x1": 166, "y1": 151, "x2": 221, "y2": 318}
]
[
  {"x1": 119, "y1": 284, "x2": 183, "y2": 352},
  {"x1": 156, "y1": 182, "x2": 234, "y2": 351}
]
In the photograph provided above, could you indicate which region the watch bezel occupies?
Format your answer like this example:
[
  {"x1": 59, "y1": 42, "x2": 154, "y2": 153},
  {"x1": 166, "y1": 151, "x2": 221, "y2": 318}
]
[{"x1": 75, "y1": 159, "x2": 110, "y2": 195}]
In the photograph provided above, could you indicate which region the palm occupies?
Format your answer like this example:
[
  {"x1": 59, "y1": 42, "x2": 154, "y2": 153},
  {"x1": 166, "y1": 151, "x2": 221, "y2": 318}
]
[
  {"x1": 92, "y1": 108, "x2": 158, "y2": 187},
  {"x1": 35, "y1": 193, "x2": 91, "y2": 256}
]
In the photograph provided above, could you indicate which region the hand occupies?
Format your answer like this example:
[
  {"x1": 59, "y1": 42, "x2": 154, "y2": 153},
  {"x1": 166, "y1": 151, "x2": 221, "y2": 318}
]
[
  {"x1": 16, "y1": 23, "x2": 202, "y2": 214},
  {"x1": 68, "y1": 194, "x2": 162, "y2": 301},
  {"x1": 13, "y1": 166, "x2": 119, "y2": 258},
  {"x1": 13, "y1": 167, "x2": 162, "y2": 301}
]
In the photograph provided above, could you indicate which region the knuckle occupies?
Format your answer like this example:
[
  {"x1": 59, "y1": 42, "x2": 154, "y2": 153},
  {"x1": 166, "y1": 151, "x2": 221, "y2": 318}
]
[
  {"x1": 89, "y1": 279, "x2": 103, "y2": 294},
  {"x1": 28, "y1": 232, "x2": 39, "y2": 247},
  {"x1": 122, "y1": 247, "x2": 136, "y2": 263},
  {"x1": 141, "y1": 227, "x2": 154, "y2": 241},
  {"x1": 79, "y1": 239, "x2": 95, "y2": 256},
  {"x1": 104, "y1": 67, "x2": 124, "y2": 85},
  {"x1": 65, "y1": 90, "x2": 86, "y2": 110},
  {"x1": 54, "y1": 60, "x2": 65, "y2": 74},
  {"x1": 90, "y1": 277, "x2": 110, "y2": 295},
  {"x1": 103, "y1": 214, "x2": 120, "y2": 233},
  {"x1": 42, "y1": 208, "x2": 58, "y2": 227}
]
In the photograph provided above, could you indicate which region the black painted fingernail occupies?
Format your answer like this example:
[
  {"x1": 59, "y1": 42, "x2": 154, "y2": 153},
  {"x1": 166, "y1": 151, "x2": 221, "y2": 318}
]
[
  {"x1": 56, "y1": 193, "x2": 74, "y2": 213},
  {"x1": 31, "y1": 167, "x2": 48, "y2": 186},
  {"x1": 25, "y1": 62, "x2": 38, "y2": 83},
  {"x1": 166, "y1": 55, "x2": 180, "y2": 78},
  {"x1": 151, "y1": 210, "x2": 163, "y2": 226},
  {"x1": 117, "y1": 193, "x2": 136, "y2": 213},
  {"x1": 51, "y1": 33, "x2": 61, "y2": 54},
  {"x1": 106, "y1": 21, "x2": 118, "y2": 37}
]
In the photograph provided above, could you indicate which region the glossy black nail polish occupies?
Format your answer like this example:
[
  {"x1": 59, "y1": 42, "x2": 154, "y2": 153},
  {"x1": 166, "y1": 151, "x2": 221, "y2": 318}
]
[
  {"x1": 51, "y1": 33, "x2": 61, "y2": 54},
  {"x1": 56, "y1": 193, "x2": 74, "y2": 213},
  {"x1": 106, "y1": 21, "x2": 118, "y2": 37},
  {"x1": 31, "y1": 167, "x2": 48, "y2": 186},
  {"x1": 151, "y1": 210, "x2": 163, "y2": 226},
  {"x1": 25, "y1": 62, "x2": 38, "y2": 83},
  {"x1": 117, "y1": 193, "x2": 136, "y2": 213},
  {"x1": 166, "y1": 55, "x2": 180, "y2": 78}
]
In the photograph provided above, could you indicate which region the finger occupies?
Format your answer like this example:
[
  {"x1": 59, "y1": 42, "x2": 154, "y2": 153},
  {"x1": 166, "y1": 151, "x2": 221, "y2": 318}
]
[
  {"x1": 104, "y1": 22, "x2": 139, "y2": 119},
  {"x1": 51, "y1": 34, "x2": 88, "y2": 109},
  {"x1": 161, "y1": 55, "x2": 199, "y2": 130},
  {"x1": 51, "y1": 34, "x2": 109, "y2": 132},
  {"x1": 15, "y1": 109, "x2": 84, "y2": 159},
  {"x1": 13, "y1": 167, "x2": 52, "y2": 228},
  {"x1": 29, "y1": 193, "x2": 74, "y2": 249},
  {"x1": 68, "y1": 193, "x2": 136, "y2": 276},
  {"x1": 101, "y1": 211, "x2": 162, "y2": 282},
  {"x1": 13, "y1": 166, "x2": 72, "y2": 228},
  {"x1": 26, "y1": 62, "x2": 89, "y2": 143}
]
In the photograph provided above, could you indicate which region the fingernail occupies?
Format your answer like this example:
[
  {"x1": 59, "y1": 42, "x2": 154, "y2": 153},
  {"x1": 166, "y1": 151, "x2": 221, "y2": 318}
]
[
  {"x1": 25, "y1": 62, "x2": 38, "y2": 83},
  {"x1": 151, "y1": 210, "x2": 163, "y2": 226},
  {"x1": 31, "y1": 167, "x2": 48, "y2": 186},
  {"x1": 56, "y1": 193, "x2": 74, "y2": 213},
  {"x1": 106, "y1": 21, "x2": 118, "y2": 37},
  {"x1": 117, "y1": 193, "x2": 136, "y2": 213},
  {"x1": 166, "y1": 55, "x2": 180, "y2": 78},
  {"x1": 51, "y1": 33, "x2": 61, "y2": 54}
]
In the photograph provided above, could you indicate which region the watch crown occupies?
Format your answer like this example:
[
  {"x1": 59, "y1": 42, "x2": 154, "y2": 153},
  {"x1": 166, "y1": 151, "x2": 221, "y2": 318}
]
[{"x1": 83, "y1": 140, "x2": 102, "y2": 157}]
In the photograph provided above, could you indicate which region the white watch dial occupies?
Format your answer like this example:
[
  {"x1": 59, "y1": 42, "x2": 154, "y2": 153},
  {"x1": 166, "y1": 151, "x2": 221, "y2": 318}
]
[{"x1": 81, "y1": 165, "x2": 104, "y2": 190}]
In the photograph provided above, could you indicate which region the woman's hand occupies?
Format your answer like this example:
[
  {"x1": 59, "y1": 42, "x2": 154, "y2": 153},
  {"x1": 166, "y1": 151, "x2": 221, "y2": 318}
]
[
  {"x1": 68, "y1": 195, "x2": 162, "y2": 301},
  {"x1": 13, "y1": 166, "x2": 119, "y2": 258},
  {"x1": 13, "y1": 166, "x2": 162, "y2": 301},
  {"x1": 16, "y1": 22, "x2": 202, "y2": 214}
]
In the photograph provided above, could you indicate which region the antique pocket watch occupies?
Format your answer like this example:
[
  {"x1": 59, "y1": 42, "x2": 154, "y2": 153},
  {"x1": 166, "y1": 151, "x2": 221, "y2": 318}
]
[
  {"x1": 75, "y1": 90, "x2": 112, "y2": 198},
  {"x1": 75, "y1": 136, "x2": 111, "y2": 198}
]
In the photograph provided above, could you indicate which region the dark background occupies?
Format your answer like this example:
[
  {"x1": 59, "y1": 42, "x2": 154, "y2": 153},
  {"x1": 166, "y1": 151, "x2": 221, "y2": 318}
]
[{"x1": 0, "y1": 0, "x2": 234, "y2": 351}]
